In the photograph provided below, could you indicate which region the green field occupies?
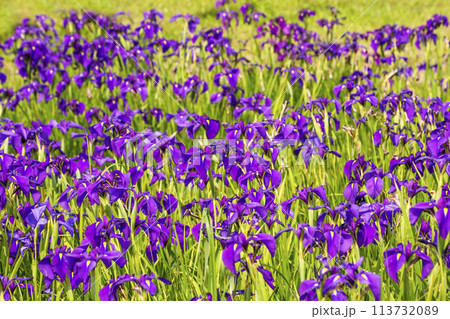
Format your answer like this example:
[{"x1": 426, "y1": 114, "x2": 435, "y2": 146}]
[
  {"x1": 1, "y1": 0, "x2": 449, "y2": 40},
  {"x1": 0, "y1": 0, "x2": 449, "y2": 302}
]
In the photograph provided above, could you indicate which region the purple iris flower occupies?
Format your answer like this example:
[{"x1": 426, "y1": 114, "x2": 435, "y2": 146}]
[
  {"x1": 99, "y1": 273, "x2": 171, "y2": 301},
  {"x1": 222, "y1": 233, "x2": 276, "y2": 275},
  {"x1": 281, "y1": 186, "x2": 327, "y2": 219},
  {"x1": 214, "y1": 68, "x2": 240, "y2": 89},
  {"x1": 364, "y1": 168, "x2": 385, "y2": 199},
  {"x1": 172, "y1": 75, "x2": 208, "y2": 102},
  {"x1": 234, "y1": 93, "x2": 272, "y2": 120},
  {"x1": 418, "y1": 221, "x2": 438, "y2": 247},
  {"x1": 383, "y1": 243, "x2": 433, "y2": 283},
  {"x1": 105, "y1": 72, "x2": 122, "y2": 92},
  {"x1": 215, "y1": 0, "x2": 236, "y2": 9},
  {"x1": 170, "y1": 14, "x2": 200, "y2": 33},
  {"x1": 0, "y1": 275, "x2": 34, "y2": 301},
  {"x1": 323, "y1": 226, "x2": 353, "y2": 258},
  {"x1": 167, "y1": 109, "x2": 220, "y2": 139},
  {"x1": 19, "y1": 202, "x2": 48, "y2": 229},
  {"x1": 298, "y1": 9, "x2": 316, "y2": 22},
  {"x1": 373, "y1": 129, "x2": 382, "y2": 147},
  {"x1": 217, "y1": 10, "x2": 239, "y2": 29},
  {"x1": 240, "y1": 4, "x2": 266, "y2": 24},
  {"x1": 409, "y1": 184, "x2": 450, "y2": 239},
  {"x1": 299, "y1": 280, "x2": 320, "y2": 300},
  {"x1": 299, "y1": 257, "x2": 380, "y2": 301},
  {"x1": 38, "y1": 246, "x2": 71, "y2": 287}
]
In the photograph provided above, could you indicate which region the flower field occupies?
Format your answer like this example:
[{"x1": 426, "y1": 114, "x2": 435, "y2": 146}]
[{"x1": 0, "y1": 0, "x2": 449, "y2": 301}]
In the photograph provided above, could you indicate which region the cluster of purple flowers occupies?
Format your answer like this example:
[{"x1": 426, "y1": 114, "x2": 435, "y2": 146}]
[{"x1": 0, "y1": 1, "x2": 449, "y2": 301}]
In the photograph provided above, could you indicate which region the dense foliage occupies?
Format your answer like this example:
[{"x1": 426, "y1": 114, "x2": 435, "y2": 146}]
[{"x1": 0, "y1": 1, "x2": 449, "y2": 301}]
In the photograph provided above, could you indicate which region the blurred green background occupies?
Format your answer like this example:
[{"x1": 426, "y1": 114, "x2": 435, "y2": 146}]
[{"x1": 0, "y1": 0, "x2": 449, "y2": 40}]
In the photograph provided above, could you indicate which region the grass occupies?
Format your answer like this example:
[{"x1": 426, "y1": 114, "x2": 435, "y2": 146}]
[
  {"x1": 0, "y1": 0, "x2": 449, "y2": 301},
  {"x1": 1, "y1": 0, "x2": 449, "y2": 41}
]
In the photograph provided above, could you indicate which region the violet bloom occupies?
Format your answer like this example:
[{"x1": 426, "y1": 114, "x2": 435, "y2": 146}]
[
  {"x1": 373, "y1": 129, "x2": 382, "y2": 147},
  {"x1": 19, "y1": 203, "x2": 48, "y2": 229},
  {"x1": 215, "y1": 0, "x2": 236, "y2": 9},
  {"x1": 240, "y1": 3, "x2": 254, "y2": 16},
  {"x1": 276, "y1": 223, "x2": 325, "y2": 253},
  {"x1": 99, "y1": 273, "x2": 171, "y2": 301},
  {"x1": 172, "y1": 75, "x2": 208, "y2": 102},
  {"x1": 0, "y1": 275, "x2": 34, "y2": 301},
  {"x1": 383, "y1": 243, "x2": 433, "y2": 283},
  {"x1": 240, "y1": 5, "x2": 266, "y2": 24},
  {"x1": 323, "y1": 225, "x2": 353, "y2": 258},
  {"x1": 298, "y1": 9, "x2": 315, "y2": 22},
  {"x1": 0, "y1": 72, "x2": 6, "y2": 84},
  {"x1": 409, "y1": 184, "x2": 450, "y2": 239},
  {"x1": 214, "y1": 68, "x2": 240, "y2": 89},
  {"x1": 364, "y1": 168, "x2": 385, "y2": 199},
  {"x1": 169, "y1": 14, "x2": 200, "y2": 33},
  {"x1": 234, "y1": 93, "x2": 272, "y2": 120},
  {"x1": 142, "y1": 219, "x2": 171, "y2": 263},
  {"x1": 409, "y1": 202, "x2": 435, "y2": 225},
  {"x1": 299, "y1": 257, "x2": 380, "y2": 301},
  {"x1": 105, "y1": 72, "x2": 122, "y2": 92},
  {"x1": 222, "y1": 233, "x2": 276, "y2": 275},
  {"x1": 216, "y1": 10, "x2": 239, "y2": 29},
  {"x1": 281, "y1": 186, "x2": 328, "y2": 219},
  {"x1": 38, "y1": 246, "x2": 71, "y2": 288}
]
